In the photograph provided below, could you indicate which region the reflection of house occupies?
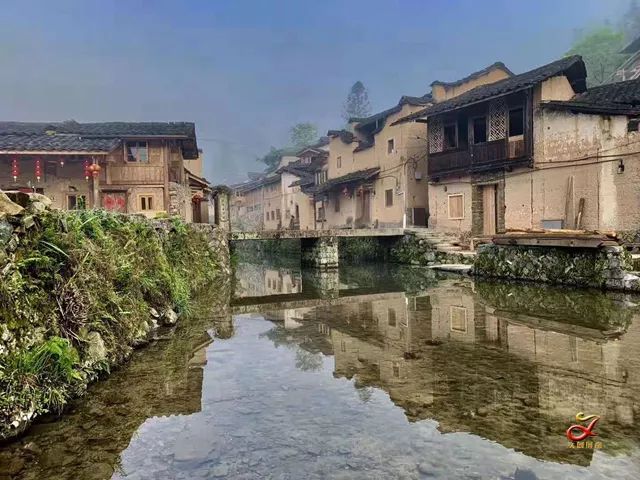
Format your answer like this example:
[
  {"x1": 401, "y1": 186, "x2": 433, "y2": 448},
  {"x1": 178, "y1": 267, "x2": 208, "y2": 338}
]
[
  {"x1": 398, "y1": 55, "x2": 640, "y2": 238},
  {"x1": 233, "y1": 263, "x2": 302, "y2": 298},
  {"x1": 315, "y1": 94, "x2": 432, "y2": 229},
  {"x1": 259, "y1": 279, "x2": 640, "y2": 465},
  {"x1": 0, "y1": 121, "x2": 222, "y2": 224}
]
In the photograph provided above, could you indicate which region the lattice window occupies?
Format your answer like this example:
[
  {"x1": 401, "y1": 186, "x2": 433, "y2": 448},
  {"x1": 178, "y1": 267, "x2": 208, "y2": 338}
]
[
  {"x1": 488, "y1": 98, "x2": 507, "y2": 141},
  {"x1": 429, "y1": 117, "x2": 444, "y2": 153}
]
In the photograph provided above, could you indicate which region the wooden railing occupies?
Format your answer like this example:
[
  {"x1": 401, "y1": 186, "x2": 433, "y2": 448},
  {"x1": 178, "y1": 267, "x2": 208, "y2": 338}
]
[
  {"x1": 428, "y1": 137, "x2": 527, "y2": 177},
  {"x1": 428, "y1": 148, "x2": 472, "y2": 176}
]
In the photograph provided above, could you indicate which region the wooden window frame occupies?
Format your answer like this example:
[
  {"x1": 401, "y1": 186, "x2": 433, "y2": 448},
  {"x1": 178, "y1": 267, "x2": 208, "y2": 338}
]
[
  {"x1": 66, "y1": 193, "x2": 87, "y2": 211},
  {"x1": 447, "y1": 193, "x2": 465, "y2": 220},
  {"x1": 385, "y1": 188, "x2": 394, "y2": 207},
  {"x1": 125, "y1": 141, "x2": 149, "y2": 163},
  {"x1": 450, "y1": 306, "x2": 468, "y2": 333},
  {"x1": 138, "y1": 194, "x2": 154, "y2": 211}
]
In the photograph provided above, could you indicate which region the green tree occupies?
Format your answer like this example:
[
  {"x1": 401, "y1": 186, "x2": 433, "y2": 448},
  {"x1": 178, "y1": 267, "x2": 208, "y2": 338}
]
[
  {"x1": 566, "y1": 26, "x2": 628, "y2": 86},
  {"x1": 289, "y1": 122, "x2": 318, "y2": 148},
  {"x1": 257, "y1": 146, "x2": 285, "y2": 171},
  {"x1": 342, "y1": 81, "x2": 371, "y2": 122},
  {"x1": 622, "y1": 0, "x2": 640, "y2": 41}
]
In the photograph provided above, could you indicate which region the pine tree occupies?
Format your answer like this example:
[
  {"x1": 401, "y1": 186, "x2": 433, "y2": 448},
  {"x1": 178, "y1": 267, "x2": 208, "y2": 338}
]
[{"x1": 342, "y1": 81, "x2": 371, "y2": 123}]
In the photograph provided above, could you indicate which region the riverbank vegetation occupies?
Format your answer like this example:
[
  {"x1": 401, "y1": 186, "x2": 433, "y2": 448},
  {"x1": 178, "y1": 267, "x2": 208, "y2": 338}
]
[{"x1": 0, "y1": 202, "x2": 224, "y2": 440}]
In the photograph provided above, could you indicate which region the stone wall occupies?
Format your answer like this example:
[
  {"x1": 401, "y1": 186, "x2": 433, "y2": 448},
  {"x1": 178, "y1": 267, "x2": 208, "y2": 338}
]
[
  {"x1": 474, "y1": 243, "x2": 640, "y2": 291},
  {"x1": 181, "y1": 223, "x2": 231, "y2": 277},
  {"x1": 390, "y1": 234, "x2": 475, "y2": 266}
]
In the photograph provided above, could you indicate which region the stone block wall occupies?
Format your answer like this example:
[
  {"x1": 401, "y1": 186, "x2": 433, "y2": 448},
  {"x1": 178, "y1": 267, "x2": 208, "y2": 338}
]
[
  {"x1": 474, "y1": 243, "x2": 640, "y2": 291},
  {"x1": 301, "y1": 237, "x2": 339, "y2": 269},
  {"x1": 189, "y1": 223, "x2": 232, "y2": 277},
  {"x1": 390, "y1": 234, "x2": 475, "y2": 266}
]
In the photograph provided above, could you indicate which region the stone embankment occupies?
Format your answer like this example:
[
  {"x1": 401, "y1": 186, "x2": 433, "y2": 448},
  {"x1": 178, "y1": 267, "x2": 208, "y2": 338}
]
[
  {"x1": 0, "y1": 191, "x2": 230, "y2": 441},
  {"x1": 474, "y1": 243, "x2": 640, "y2": 291}
]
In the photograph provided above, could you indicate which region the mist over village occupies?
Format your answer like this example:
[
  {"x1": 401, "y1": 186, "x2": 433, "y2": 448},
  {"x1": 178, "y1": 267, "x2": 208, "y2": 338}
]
[{"x1": 3, "y1": 1, "x2": 640, "y2": 479}]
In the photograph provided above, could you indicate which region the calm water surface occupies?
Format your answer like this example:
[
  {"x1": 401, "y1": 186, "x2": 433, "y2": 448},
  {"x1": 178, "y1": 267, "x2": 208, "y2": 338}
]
[{"x1": 2, "y1": 262, "x2": 640, "y2": 479}]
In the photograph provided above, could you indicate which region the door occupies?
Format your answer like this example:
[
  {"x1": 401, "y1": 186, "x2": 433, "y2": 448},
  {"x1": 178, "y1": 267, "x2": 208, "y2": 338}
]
[{"x1": 482, "y1": 184, "x2": 497, "y2": 235}]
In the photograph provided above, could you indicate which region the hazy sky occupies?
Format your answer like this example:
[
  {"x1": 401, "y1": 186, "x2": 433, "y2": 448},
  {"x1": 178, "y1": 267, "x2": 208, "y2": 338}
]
[{"x1": 0, "y1": 0, "x2": 629, "y2": 183}]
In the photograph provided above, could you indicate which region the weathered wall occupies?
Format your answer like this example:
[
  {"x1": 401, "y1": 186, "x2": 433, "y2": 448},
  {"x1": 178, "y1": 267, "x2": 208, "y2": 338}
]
[
  {"x1": 508, "y1": 105, "x2": 640, "y2": 233},
  {"x1": 427, "y1": 179, "x2": 473, "y2": 234},
  {"x1": 323, "y1": 104, "x2": 428, "y2": 229},
  {"x1": 474, "y1": 243, "x2": 640, "y2": 291}
]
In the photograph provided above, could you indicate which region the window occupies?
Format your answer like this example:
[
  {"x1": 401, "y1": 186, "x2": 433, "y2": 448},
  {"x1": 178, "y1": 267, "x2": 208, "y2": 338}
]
[
  {"x1": 388, "y1": 308, "x2": 397, "y2": 327},
  {"x1": 337, "y1": 156, "x2": 342, "y2": 168},
  {"x1": 126, "y1": 141, "x2": 149, "y2": 163},
  {"x1": 472, "y1": 117, "x2": 487, "y2": 144},
  {"x1": 385, "y1": 189, "x2": 394, "y2": 207},
  {"x1": 448, "y1": 194, "x2": 464, "y2": 219},
  {"x1": 509, "y1": 108, "x2": 524, "y2": 137},
  {"x1": 315, "y1": 170, "x2": 328, "y2": 185},
  {"x1": 387, "y1": 138, "x2": 395, "y2": 154},
  {"x1": 265, "y1": 212, "x2": 269, "y2": 222},
  {"x1": 450, "y1": 306, "x2": 468, "y2": 332},
  {"x1": 276, "y1": 208, "x2": 281, "y2": 220},
  {"x1": 628, "y1": 118, "x2": 640, "y2": 133},
  {"x1": 444, "y1": 124, "x2": 457, "y2": 149},
  {"x1": 140, "y1": 195, "x2": 154, "y2": 211},
  {"x1": 67, "y1": 194, "x2": 86, "y2": 210},
  {"x1": 317, "y1": 206, "x2": 325, "y2": 221},
  {"x1": 335, "y1": 196, "x2": 340, "y2": 212}
]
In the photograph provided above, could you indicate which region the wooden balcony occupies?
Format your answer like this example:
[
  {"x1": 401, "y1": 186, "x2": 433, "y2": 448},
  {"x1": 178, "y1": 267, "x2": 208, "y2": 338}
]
[{"x1": 428, "y1": 137, "x2": 528, "y2": 178}]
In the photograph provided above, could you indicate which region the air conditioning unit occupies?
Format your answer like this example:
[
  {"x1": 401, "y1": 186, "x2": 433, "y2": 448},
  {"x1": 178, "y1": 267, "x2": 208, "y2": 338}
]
[{"x1": 414, "y1": 171, "x2": 423, "y2": 180}]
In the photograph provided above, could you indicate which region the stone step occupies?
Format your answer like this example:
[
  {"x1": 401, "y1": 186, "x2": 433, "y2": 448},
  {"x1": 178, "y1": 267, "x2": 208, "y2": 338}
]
[{"x1": 436, "y1": 245, "x2": 463, "y2": 252}]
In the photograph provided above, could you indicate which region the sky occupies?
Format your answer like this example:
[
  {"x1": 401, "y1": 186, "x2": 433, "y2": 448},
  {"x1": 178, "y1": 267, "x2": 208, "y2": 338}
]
[{"x1": 0, "y1": 0, "x2": 630, "y2": 184}]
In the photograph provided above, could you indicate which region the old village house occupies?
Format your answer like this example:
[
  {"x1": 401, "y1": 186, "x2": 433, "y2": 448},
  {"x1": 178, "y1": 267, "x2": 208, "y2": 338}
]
[
  {"x1": 0, "y1": 121, "x2": 224, "y2": 224},
  {"x1": 396, "y1": 55, "x2": 640, "y2": 239},
  {"x1": 314, "y1": 93, "x2": 432, "y2": 230},
  {"x1": 230, "y1": 138, "x2": 329, "y2": 231}
]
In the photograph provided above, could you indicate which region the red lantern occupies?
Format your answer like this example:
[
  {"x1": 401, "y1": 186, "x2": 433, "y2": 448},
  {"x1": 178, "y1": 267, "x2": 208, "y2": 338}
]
[
  {"x1": 11, "y1": 156, "x2": 19, "y2": 182},
  {"x1": 35, "y1": 158, "x2": 42, "y2": 182},
  {"x1": 84, "y1": 159, "x2": 90, "y2": 181},
  {"x1": 88, "y1": 162, "x2": 102, "y2": 178}
]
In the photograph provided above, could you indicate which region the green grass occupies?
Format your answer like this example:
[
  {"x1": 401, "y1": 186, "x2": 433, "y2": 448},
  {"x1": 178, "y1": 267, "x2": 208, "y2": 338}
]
[{"x1": 0, "y1": 210, "x2": 223, "y2": 438}]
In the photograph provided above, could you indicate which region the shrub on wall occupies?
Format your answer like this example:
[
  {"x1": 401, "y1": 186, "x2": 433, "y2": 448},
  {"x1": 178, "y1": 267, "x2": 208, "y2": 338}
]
[{"x1": 0, "y1": 208, "x2": 224, "y2": 439}]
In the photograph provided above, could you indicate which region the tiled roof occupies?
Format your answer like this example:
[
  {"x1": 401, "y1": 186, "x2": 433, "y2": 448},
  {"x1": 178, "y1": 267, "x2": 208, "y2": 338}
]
[
  {"x1": 327, "y1": 130, "x2": 356, "y2": 143},
  {"x1": 310, "y1": 168, "x2": 379, "y2": 195},
  {"x1": 394, "y1": 56, "x2": 587, "y2": 125},
  {"x1": 399, "y1": 93, "x2": 433, "y2": 106},
  {"x1": 431, "y1": 62, "x2": 514, "y2": 88},
  {"x1": 0, "y1": 134, "x2": 120, "y2": 152},
  {"x1": 0, "y1": 121, "x2": 196, "y2": 137},
  {"x1": 0, "y1": 121, "x2": 199, "y2": 157},
  {"x1": 542, "y1": 77, "x2": 640, "y2": 115}
]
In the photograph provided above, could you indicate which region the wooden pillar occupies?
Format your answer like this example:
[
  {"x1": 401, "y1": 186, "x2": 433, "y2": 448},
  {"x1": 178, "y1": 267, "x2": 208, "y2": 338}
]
[{"x1": 92, "y1": 169, "x2": 100, "y2": 209}]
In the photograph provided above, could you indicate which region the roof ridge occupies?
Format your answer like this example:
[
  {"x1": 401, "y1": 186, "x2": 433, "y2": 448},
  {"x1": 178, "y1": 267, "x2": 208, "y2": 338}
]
[{"x1": 431, "y1": 61, "x2": 514, "y2": 88}]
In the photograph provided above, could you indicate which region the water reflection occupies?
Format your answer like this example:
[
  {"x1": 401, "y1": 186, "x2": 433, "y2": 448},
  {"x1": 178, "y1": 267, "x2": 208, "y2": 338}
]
[{"x1": 2, "y1": 264, "x2": 640, "y2": 479}]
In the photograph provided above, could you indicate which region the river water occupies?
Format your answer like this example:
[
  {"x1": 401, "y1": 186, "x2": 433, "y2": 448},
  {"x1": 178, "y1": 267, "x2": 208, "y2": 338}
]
[{"x1": 2, "y1": 262, "x2": 640, "y2": 479}]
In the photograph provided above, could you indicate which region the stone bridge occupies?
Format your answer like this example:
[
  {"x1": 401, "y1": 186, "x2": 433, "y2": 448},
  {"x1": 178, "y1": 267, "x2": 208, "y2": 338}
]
[{"x1": 229, "y1": 228, "x2": 405, "y2": 269}]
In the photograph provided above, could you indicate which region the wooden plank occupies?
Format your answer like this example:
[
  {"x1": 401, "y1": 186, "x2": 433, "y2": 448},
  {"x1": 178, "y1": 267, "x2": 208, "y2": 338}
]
[
  {"x1": 575, "y1": 197, "x2": 585, "y2": 230},
  {"x1": 492, "y1": 237, "x2": 618, "y2": 248}
]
